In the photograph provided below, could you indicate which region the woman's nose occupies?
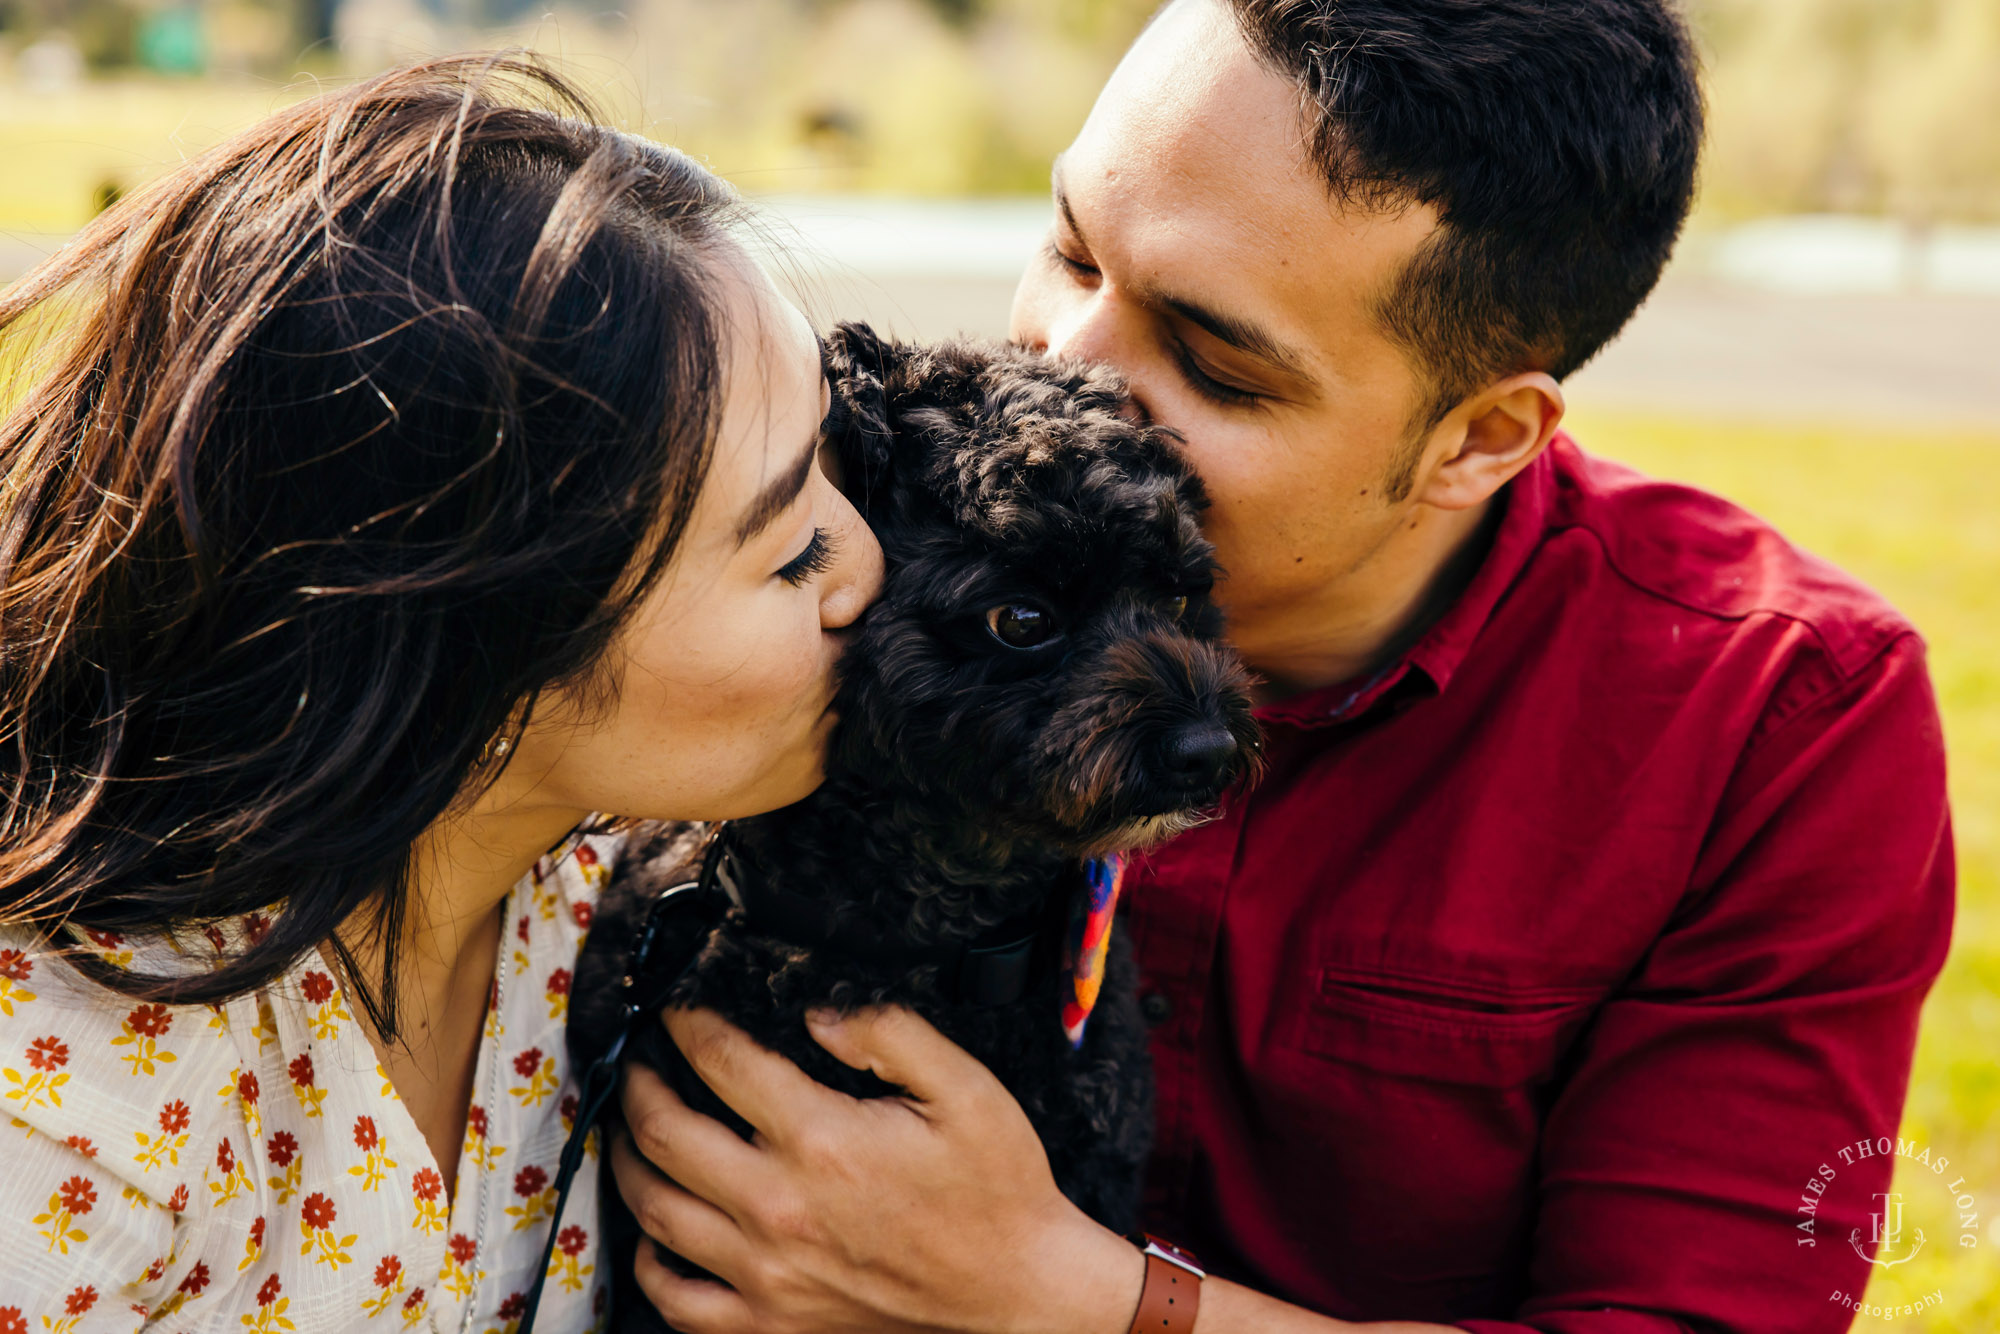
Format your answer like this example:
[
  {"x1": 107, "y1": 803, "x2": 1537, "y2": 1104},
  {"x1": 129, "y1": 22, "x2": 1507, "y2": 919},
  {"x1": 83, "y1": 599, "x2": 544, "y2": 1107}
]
[{"x1": 821, "y1": 509, "x2": 884, "y2": 632}]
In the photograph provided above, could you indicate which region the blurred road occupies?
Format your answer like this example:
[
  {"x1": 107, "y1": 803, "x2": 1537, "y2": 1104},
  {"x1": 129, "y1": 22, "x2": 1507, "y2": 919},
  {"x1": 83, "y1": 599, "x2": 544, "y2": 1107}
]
[{"x1": 9, "y1": 205, "x2": 1998, "y2": 429}]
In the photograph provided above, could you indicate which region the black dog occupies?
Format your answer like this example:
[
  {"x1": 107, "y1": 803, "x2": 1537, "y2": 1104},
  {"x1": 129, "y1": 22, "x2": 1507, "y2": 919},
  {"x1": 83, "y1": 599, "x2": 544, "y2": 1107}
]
[{"x1": 568, "y1": 323, "x2": 1259, "y2": 1330}]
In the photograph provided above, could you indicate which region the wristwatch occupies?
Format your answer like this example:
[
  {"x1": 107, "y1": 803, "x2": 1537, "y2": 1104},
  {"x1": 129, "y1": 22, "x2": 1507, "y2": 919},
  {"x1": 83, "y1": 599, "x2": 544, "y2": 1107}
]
[{"x1": 1128, "y1": 1233, "x2": 1204, "y2": 1333}]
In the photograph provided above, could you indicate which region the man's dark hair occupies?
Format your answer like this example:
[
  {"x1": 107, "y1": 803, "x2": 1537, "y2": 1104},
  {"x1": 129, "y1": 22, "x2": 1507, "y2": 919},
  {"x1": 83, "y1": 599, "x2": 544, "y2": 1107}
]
[{"x1": 1223, "y1": 0, "x2": 1703, "y2": 458}]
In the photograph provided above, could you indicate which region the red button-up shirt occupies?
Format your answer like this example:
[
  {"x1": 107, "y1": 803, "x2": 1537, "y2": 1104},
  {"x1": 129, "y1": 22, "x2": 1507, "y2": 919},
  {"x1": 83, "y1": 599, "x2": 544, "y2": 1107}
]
[{"x1": 1126, "y1": 435, "x2": 1954, "y2": 1333}]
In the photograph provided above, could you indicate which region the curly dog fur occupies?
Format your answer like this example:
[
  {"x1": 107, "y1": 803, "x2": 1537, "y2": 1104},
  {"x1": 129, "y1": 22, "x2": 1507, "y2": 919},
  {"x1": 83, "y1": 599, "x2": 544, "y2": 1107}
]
[{"x1": 569, "y1": 323, "x2": 1259, "y2": 1331}]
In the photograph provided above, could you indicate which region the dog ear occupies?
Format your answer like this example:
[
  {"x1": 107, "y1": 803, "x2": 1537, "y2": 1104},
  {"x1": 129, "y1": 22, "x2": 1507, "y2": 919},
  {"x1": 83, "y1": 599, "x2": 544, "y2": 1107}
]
[{"x1": 824, "y1": 321, "x2": 901, "y2": 510}]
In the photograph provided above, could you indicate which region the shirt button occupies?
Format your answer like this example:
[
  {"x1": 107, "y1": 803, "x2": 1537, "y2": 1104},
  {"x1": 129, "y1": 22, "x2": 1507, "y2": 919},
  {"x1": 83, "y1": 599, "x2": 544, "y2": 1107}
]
[{"x1": 1140, "y1": 992, "x2": 1173, "y2": 1027}]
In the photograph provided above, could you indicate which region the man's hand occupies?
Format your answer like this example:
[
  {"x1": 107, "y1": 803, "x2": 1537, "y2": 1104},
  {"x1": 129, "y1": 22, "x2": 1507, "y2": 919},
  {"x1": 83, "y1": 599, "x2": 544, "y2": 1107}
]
[{"x1": 610, "y1": 1004, "x2": 1146, "y2": 1334}]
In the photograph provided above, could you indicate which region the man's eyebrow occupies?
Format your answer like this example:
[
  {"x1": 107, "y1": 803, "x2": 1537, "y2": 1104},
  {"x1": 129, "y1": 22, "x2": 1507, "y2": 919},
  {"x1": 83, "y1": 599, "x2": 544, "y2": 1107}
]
[
  {"x1": 1152, "y1": 290, "x2": 1317, "y2": 389},
  {"x1": 734, "y1": 433, "x2": 819, "y2": 548},
  {"x1": 1051, "y1": 156, "x2": 1316, "y2": 392}
]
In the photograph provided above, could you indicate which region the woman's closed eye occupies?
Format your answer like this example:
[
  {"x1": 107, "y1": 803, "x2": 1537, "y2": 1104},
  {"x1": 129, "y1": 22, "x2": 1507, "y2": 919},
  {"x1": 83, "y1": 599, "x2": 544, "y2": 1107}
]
[{"x1": 777, "y1": 527, "x2": 839, "y2": 587}]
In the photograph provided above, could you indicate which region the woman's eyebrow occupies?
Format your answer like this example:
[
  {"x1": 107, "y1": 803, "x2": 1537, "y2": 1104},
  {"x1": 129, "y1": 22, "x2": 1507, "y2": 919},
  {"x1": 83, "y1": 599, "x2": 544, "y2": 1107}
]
[{"x1": 734, "y1": 433, "x2": 820, "y2": 548}]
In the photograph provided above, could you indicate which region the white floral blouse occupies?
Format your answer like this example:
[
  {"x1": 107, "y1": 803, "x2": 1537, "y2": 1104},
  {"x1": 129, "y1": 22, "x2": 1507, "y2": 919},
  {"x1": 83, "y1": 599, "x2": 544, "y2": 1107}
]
[{"x1": 0, "y1": 829, "x2": 625, "y2": 1333}]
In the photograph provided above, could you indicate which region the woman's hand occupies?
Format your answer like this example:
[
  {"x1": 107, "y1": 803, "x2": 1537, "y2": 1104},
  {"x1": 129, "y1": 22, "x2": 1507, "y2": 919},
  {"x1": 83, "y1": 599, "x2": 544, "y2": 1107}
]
[{"x1": 610, "y1": 1005, "x2": 1146, "y2": 1334}]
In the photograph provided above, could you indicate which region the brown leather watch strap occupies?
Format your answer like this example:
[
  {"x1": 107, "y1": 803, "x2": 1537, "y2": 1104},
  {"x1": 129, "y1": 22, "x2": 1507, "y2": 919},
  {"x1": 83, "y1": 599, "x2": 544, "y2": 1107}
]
[{"x1": 1129, "y1": 1246, "x2": 1202, "y2": 1333}]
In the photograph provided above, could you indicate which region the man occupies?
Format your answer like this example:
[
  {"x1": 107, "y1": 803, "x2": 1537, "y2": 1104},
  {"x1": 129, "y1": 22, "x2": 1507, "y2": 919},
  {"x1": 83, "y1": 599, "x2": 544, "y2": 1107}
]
[{"x1": 610, "y1": 2, "x2": 1955, "y2": 1330}]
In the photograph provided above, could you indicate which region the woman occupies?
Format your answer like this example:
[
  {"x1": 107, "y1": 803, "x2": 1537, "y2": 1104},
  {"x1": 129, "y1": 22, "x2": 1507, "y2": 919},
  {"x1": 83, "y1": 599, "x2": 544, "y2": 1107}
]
[{"x1": 0, "y1": 55, "x2": 880, "y2": 1329}]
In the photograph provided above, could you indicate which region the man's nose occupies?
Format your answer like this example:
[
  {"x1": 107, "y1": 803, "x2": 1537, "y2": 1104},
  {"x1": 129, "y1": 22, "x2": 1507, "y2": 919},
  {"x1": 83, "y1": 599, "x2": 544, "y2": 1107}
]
[{"x1": 1018, "y1": 291, "x2": 1156, "y2": 423}]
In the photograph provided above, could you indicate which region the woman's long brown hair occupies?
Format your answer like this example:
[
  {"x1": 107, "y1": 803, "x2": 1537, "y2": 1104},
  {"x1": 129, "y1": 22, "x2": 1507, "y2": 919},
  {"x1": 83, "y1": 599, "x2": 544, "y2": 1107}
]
[{"x1": 0, "y1": 54, "x2": 736, "y2": 1039}]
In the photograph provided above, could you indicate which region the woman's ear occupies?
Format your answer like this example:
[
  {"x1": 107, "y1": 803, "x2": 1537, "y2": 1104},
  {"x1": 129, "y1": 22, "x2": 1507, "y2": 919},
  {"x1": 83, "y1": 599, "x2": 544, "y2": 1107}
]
[{"x1": 1415, "y1": 371, "x2": 1565, "y2": 512}]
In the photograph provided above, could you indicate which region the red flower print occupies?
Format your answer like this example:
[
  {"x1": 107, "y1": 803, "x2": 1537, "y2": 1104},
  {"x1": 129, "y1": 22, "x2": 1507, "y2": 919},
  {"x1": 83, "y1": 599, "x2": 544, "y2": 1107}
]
[
  {"x1": 0, "y1": 948, "x2": 33, "y2": 981},
  {"x1": 571, "y1": 900, "x2": 594, "y2": 930},
  {"x1": 557, "y1": 1224, "x2": 588, "y2": 1256},
  {"x1": 497, "y1": 1294, "x2": 527, "y2": 1320},
  {"x1": 237, "y1": 1069, "x2": 260, "y2": 1104},
  {"x1": 166, "y1": 1184, "x2": 189, "y2": 1212},
  {"x1": 467, "y1": 1105, "x2": 489, "y2": 1138},
  {"x1": 402, "y1": 1288, "x2": 424, "y2": 1313},
  {"x1": 62, "y1": 1287, "x2": 96, "y2": 1317},
  {"x1": 144, "y1": 1256, "x2": 166, "y2": 1282},
  {"x1": 256, "y1": 1274, "x2": 282, "y2": 1306},
  {"x1": 26, "y1": 1035, "x2": 68, "y2": 1070},
  {"x1": 546, "y1": 967, "x2": 571, "y2": 997},
  {"x1": 63, "y1": 1134, "x2": 95, "y2": 1158},
  {"x1": 288, "y1": 1052, "x2": 314, "y2": 1087},
  {"x1": 85, "y1": 927, "x2": 123, "y2": 948},
  {"x1": 266, "y1": 1130, "x2": 298, "y2": 1167},
  {"x1": 513, "y1": 1165, "x2": 548, "y2": 1198},
  {"x1": 301, "y1": 970, "x2": 335, "y2": 1004},
  {"x1": 215, "y1": 1137, "x2": 235, "y2": 1175},
  {"x1": 202, "y1": 924, "x2": 228, "y2": 952},
  {"x1": 159, "y1": 1099, "x2": 191, "y2": 1134},
  {"x1": 353, "y1": 1115, "x2": 379, "y2": 1151},
  {"x1": 249, "y1": 1216, "x2": 265, "y2": 1246},
  {"x1": 245, "y1": 912, "x2": 271, "y2": 944},
  {"x1": 373, "y1": 1254, "x2": 403, "y2": 1289},
  {"x1": 412, "y1": 1166, "x2": 443, "y2": 1202},
  {"x1": 0, "y1": 1307, "x2": 25, "y2": 1334},
  {"x1": 488, "y1": 978, "x2": 500, "y2": 1011},
  {"x1": 126, "y1": 1003, "x2": 172, "y2": 1038},
  {"x1": 301, "y1": 1192, "x2": 336, "y2": 1229},
  {"x1": 178, "y1": 1260, "x2": 210, "y2": 1294},
  {"x1": 516, "y1": 915, "x2": 531, "y2": 944},
  {"x1": 512, "y1": 1047, "x2": 544, "y2": 1079},
  {"x1": 560, "y1": 1093, "x2": 579, "y2": 1124},
  {"x1": 448, "y1": 1233, "x2": 476, "y2": 1264},
  {"x1": 57, "y1": 1175, "x2": 97, "y2": 1216},
  {"x1": 575, "y1": 842, "x2": 599, "y2": 868}
]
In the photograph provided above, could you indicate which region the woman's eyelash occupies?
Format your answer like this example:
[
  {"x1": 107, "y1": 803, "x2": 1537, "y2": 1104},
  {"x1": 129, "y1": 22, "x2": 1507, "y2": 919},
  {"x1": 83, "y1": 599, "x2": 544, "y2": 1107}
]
[
  {"x1": 1172, "y1": 343, "x2": 1261, "y2": 407},
  {"x1": 777, "y1": 528, "x2": 838, "y2": 587}
]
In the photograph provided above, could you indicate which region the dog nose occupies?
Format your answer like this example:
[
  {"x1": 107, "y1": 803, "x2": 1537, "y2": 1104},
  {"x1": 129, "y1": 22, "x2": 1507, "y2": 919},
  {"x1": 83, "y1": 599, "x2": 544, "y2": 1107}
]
[{"x1": 1164, "y1": 724, "x2": 1238, "y2": 790}]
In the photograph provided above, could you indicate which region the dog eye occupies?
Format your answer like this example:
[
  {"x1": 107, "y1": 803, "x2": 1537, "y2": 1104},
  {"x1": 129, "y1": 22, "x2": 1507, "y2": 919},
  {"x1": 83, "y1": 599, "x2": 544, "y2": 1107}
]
[
  {"x1": 985, "y1": 604, "x2": 1058, "y2": 650},
  {"x1": 1166, "y1": 595, "x2": 1189, "y2": 622}
]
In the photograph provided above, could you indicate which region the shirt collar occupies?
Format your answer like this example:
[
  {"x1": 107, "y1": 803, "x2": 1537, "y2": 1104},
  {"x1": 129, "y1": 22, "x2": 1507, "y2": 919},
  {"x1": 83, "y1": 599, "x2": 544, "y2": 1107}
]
[{"x1": 1254, "y1": 435, "x2": 1562, "y2": 730}]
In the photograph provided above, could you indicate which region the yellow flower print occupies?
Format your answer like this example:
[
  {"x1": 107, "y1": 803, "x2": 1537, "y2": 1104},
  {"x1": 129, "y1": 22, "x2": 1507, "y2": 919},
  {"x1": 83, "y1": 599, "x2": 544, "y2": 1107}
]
[
  {"x1": 109, "y1": 1003, "x2": 178, "y2": 1077},
  {"x1": 361, "y1": 1253, "x2": 407, "y2": 1318},
  {"x1": 221, "y1": 1068, "x2": 262, "y2": 1138},
  {"x1": 548, "y1": 1224, "x2": 594, "y2": 1294},
  {"x1": 503, "y1": 1165, "x2": 555, "y2": 1232},
  {"x1": 133, "y1": 1098, "x2": 192, "y2": 1171},
  {"x1": 544, "y1": 968, "x2": 571, "y2": 1022},
  {"x1": 300, "y1": 969, "x2": 352, "y2": 1041},
  {"x1": 287, "y1": 1052, "x2": 326, "y2": 1118},
  {"x1": 346, "y1": 1116, "x2": 397, "y2": 1192},
  {"x1": 32, "y1": 1174, "x2": 97, "y2": 1253},
  {"x1": 297, "y1": 1191, "x2": 356, "y2": 1269},
  {"x1": 207, "y1": 1135, "x2": 251, "y2": 1206},
  {"x1": 238, "y1": 1214, "x2": 266, "y2": 1272},
  {"x1": 411, "y1": 1166, "x2": 448, "y2": 1234},
  {"x1": 462, "y1": 1103, "x2": 504, "y2": 1172},
  {"x1": 4, "y1": 1035, "x2": 71, "y2": 1111},
  {"x1": 397, "y1": 1286, "x2": 429, "y2": 1330},
  {"x1": 241, "y1": 1275, "x2": 295, "y2": 1332},
  {"x1": 29, "y1": 1281, "x2": 101, "y2": 1334},
  {"x1": 508, "y1": 1047, "x2": 558, "y2": 1109},
  {"x1": 442, "y1": 1233, "x2": 479, "y2": 1299},
  {"x1": 0, "y1": 948, "x2": 38, "y2": 1015},
  {"x1": 265, "y1": 1130, "x2": 302, "y2": 1204}
]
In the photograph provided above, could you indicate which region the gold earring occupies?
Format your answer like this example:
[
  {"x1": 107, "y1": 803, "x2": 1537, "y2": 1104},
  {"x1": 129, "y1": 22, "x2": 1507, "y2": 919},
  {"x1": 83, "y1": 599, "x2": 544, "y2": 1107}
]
[{"x1": 479, "y1": 734, "x2": 514, "y2": 765}]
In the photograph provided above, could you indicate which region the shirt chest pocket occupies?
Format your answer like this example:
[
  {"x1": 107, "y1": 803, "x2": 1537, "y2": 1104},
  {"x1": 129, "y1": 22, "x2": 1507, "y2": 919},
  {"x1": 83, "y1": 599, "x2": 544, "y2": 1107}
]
[{"x1": 1298, "y1": 964, "x2": 1603, "y2": 1088}]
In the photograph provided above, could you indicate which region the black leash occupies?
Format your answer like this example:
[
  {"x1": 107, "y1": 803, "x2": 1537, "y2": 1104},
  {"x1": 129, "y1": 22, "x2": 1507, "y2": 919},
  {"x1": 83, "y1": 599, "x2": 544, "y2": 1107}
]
[{"x1": 516, "y1": 850, "x2": 726, "y2": 1333}]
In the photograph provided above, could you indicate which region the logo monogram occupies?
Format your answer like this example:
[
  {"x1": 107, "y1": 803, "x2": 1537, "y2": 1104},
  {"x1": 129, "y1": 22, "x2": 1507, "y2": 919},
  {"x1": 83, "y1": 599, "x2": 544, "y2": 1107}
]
[{"x1": 1852, "y1": 1191, "x2": 1926, "y2": 1268}]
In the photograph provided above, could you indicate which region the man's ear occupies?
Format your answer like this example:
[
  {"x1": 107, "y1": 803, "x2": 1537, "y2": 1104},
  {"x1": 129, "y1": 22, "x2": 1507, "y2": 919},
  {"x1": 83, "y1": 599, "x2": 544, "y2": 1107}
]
[{"x1": 1413, "y1": 371, "x2": 1565, "y2": 512}]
